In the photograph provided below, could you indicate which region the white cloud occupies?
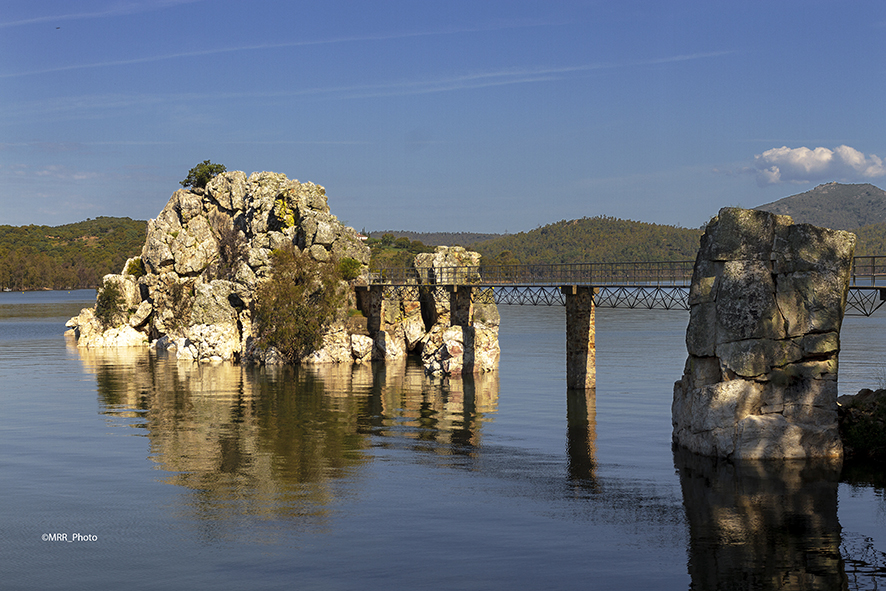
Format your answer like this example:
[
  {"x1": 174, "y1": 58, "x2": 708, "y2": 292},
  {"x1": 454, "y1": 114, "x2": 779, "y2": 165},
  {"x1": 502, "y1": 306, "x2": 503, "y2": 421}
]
[{"x1": 753, "y1": 145, "x2": 886, "y2": 186}]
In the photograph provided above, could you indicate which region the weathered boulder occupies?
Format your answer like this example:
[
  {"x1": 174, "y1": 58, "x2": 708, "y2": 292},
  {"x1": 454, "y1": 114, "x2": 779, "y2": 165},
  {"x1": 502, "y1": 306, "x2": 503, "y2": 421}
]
[
  {"x1": 673, "y1": 207, "x2": 855, "y2": 460},
  {"x1": 66, "y1": 306, "x2": 149, "y2": 347},
  {"x1": 414, "y1": 246, "x2": 481, "y2": 286},
  {"x1": 421, "y1": 323, "x2": 500, "y2": 376}
]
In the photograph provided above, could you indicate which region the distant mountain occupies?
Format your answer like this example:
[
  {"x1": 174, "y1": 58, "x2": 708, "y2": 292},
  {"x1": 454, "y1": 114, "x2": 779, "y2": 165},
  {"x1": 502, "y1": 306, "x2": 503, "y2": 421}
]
[
  {"x1": 367, "y1": 230, "x2": 502, "y2": 246},
  {"x1": 755, "y1": 182, "x2": 886, "y2": 230}
]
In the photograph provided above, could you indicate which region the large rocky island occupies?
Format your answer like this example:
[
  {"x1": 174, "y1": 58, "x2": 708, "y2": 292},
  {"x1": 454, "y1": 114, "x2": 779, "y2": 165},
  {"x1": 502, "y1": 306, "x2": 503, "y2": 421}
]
[{"x1": 66, "y1": 171, "x2": 500, "y2": 374}]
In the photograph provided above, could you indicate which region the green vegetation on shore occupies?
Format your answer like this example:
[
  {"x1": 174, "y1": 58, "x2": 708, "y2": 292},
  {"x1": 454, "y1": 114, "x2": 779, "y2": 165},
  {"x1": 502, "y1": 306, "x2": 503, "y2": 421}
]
[{"x1": 0, "y1": 217, "x2": 146, "y2": 291}]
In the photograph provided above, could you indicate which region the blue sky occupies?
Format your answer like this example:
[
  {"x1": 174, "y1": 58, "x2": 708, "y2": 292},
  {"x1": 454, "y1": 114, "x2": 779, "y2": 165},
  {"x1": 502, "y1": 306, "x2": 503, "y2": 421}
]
[{"x1": 2, "y1": 1, "x2": 885, "y2": 232}]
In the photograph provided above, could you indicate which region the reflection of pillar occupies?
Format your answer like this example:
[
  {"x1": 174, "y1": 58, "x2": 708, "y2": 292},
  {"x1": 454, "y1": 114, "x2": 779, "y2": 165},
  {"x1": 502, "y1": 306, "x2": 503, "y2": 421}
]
[
  {"x1": 562, "y1": 286, "x2": 597, "y2": 389},
  {"x1": 448, "y1": 286, "x2": 474, "y2": 327},
  {"x1": 450, "y1": 374, "x2": 477, "y2": 447},
  {"x1": 566, "y1": 388, "x2": 598, "y2": 486},
  {"x1": 674, "y1": 449, "x2": 845, "y2": 590}
]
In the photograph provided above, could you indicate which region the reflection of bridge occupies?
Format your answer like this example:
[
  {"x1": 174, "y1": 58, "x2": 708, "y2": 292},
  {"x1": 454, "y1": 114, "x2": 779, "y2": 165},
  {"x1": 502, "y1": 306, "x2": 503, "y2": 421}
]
[
  {"x1": 370, "y1": 256, "x2": 886, "y2": 316},
  {"x1": 360, "y1": 256, "x2": 886, "y2": 390}
]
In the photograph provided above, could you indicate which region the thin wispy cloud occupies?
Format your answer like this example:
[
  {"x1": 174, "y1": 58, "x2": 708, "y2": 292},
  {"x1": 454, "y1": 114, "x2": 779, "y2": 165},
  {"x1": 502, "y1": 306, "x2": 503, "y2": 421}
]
[
  {"x1": 0, "y1": 20, "x2": 566, "y2": 79},
  {"x1": 0, "y1": 0, "x2": 204, "y2": 29},
  {"x1": 2, "y1": 50, "x2": 736, "y2": 121},
  {"x1": 328, "y1": 51, "x2": 736, "y2": 98},
  {"x1": 2, "y1": 50, "x2": 736, "y2": 123}
]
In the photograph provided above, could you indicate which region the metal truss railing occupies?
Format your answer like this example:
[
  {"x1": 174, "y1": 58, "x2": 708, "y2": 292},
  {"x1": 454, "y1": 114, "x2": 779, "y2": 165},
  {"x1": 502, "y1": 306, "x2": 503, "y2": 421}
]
[
  {"x1": 372, "y1": 257, "x2": 886, "y2": 288},
  {"x1": 487, "y1": 287, "x2": 564, "y2": 306},
  {"x1": 486, "y1": 286, "x2": 691, "y2": 309},
  {"x1": 379, "y1": 283, "x2": 884, "y2": 316},
  {"x1": 370, "y1": 257, "x2": 886, "y2": 315},
  {"x1": 846, "y1": 287, "x2": 886, "y2": 316},
  {"x1": 594, "y1": 286, "x2": 689, "y2": 310},
  {"x1": 370, "y1": 260, "x2": 695, "y2": 287}
]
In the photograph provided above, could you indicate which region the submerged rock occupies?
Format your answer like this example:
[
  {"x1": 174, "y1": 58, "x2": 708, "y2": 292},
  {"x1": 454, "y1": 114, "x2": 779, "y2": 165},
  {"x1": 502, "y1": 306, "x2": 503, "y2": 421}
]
[{"x1": 838, "y1": 389, "x2": 886, "y2": 459}]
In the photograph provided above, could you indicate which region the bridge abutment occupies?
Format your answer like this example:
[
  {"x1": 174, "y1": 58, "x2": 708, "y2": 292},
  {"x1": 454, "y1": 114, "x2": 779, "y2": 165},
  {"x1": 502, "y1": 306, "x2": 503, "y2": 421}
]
[
  {"x1": 362, "y1": 285, "x2": 386, "y2": 334},
  {"x1": 562, "y1": 286, "x2": 598, "y2": 390},
  {"x1": 448, "y1": 285, "x2": 474, "y2": 327}
]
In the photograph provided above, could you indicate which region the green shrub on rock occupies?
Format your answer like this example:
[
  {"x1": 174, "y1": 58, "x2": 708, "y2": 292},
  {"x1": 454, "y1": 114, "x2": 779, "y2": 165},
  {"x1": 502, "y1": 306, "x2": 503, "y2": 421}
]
[
  {"x1": 180, "y1": 160, "x2": 226, "y2": 189},
  {"x1": 253, "y1": 248, "x2": 347, "y2": 362},
  {"x1": 95, "y1": 279, "x2": 124, "y2": 329},
  {"x1": 337, "y1": 257, "x2": 362, "y2": 281},
  {"x1": 125, "y1": 257, "x2": 146, "y2": 278}
]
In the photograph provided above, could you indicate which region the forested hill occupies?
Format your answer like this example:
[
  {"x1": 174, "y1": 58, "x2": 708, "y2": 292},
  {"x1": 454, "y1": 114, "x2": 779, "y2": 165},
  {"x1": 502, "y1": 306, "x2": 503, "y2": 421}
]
[
  {"x1": 471, "y1": 216, "x2": 704, "y2": 265},
  {"x1": 853, "y1": 222, "x2": 886, "y2": 256},
  {"x1": 0, "y1": 217, "x2": 146, "y2": 291}
]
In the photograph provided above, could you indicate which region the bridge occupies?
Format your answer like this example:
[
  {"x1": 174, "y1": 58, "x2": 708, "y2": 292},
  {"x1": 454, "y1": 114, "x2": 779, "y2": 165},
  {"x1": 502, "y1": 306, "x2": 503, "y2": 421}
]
[
  {"x1": 359, "y1": 256, "x2": 886, "y2": 389},
  {"x1": 368, "y1": 255, "x2": 886, "y2": 316}
]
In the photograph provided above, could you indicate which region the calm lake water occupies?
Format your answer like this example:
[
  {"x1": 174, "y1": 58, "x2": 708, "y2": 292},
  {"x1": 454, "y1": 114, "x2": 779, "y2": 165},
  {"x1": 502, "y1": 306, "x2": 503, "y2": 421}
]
[{"x1": 2, "y1": 289, "x2": 885, "y2": 590}]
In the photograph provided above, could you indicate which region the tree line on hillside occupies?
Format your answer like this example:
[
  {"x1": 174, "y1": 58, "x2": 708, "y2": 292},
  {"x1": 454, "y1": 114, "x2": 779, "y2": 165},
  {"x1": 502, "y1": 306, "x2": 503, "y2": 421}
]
[
  {"x1": 470, "y1": 216, "x2": 704, "y2": 265},
  {"x1": 5, "y1": 213, "x2": 886, "y2": 292},
  {"x1": 0, "y1": 217, "x2": 146, "y2": 291},
  {"x1": 853, "y1": 223, "x2": 886, "y2": 257},
  {"x1": 367, "y1": 233, "x2": 436, "y2": 270},
  {"x1": 367, "y1": 230, "x2": 501, "y2": 247}
]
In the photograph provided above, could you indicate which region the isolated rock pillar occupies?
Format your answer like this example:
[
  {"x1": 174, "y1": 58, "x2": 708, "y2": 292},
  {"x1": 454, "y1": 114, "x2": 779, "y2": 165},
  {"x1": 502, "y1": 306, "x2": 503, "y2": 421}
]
[
  {"x1": 673, "y1": 207, "x2": 855, "y2": 460},
  {"x1": 563, "y1": 286, "x2": 597, "y2": 389}
]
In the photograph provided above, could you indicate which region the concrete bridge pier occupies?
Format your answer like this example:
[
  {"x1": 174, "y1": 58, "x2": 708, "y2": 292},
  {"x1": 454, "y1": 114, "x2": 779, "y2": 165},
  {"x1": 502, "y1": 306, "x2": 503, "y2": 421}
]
[{"x1": 562, "y1": 286, "x2": 598, "y2": 389}]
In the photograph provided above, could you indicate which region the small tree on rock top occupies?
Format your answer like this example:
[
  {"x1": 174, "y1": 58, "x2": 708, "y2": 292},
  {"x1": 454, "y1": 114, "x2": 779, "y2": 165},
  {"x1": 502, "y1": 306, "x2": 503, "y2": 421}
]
[{"x1": 180, "y1": 160, "x2": 227, "y2": 189}]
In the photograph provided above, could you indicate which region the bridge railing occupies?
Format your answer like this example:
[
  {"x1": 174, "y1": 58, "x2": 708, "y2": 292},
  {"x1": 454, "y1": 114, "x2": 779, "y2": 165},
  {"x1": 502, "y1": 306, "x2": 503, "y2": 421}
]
[
  {"x1": 370, "y1": 260, "x2": 695, "y2": 286},
  {"x1": 370, "y1": 256, "x2": 886, "y2": 288},
  {"x1": 851, "y1": 255, "x2": 886, "y2": 286}
]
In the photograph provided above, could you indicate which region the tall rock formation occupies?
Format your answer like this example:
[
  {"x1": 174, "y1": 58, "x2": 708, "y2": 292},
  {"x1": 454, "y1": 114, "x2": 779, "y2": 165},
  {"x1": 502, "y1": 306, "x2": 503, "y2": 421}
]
[
  {"x1": 672, "y1": 208, "x2": 855, "y2": 460},
  {"x1": 67, "y1": 171, "x2": 370, "y2": 362}
]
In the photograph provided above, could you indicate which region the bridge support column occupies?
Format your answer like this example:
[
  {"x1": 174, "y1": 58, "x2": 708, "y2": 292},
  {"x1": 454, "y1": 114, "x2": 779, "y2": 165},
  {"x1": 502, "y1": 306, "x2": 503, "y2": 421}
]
[
  {"x1": 562, "y1": 286, "x2": 597, "y2": 390},
  {"x1": 448, "y1": 285, "x2": 474, "y2": 327},
  {"x1": 364, "y1": 285, "x2": 386, "y2": 335}
]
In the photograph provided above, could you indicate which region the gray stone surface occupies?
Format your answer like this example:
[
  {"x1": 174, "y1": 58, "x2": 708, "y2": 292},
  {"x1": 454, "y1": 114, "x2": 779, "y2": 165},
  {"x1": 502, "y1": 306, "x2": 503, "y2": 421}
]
[{"x1": 673, "y1": 207, "x2": 855, "y2": 460}]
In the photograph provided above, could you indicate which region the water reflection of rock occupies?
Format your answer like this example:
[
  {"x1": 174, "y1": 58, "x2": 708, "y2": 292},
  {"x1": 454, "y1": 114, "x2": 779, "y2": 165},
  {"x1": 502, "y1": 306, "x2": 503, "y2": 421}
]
[
  {"x1": 78, "y1": 349, "x2": 499, "y2": 528},
  {"x1": 675, "y1": 449, "x2": 847, "y2": 590},
  {"x1": 363, "y1": 358, "x2": 499, "y2": 451}
]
